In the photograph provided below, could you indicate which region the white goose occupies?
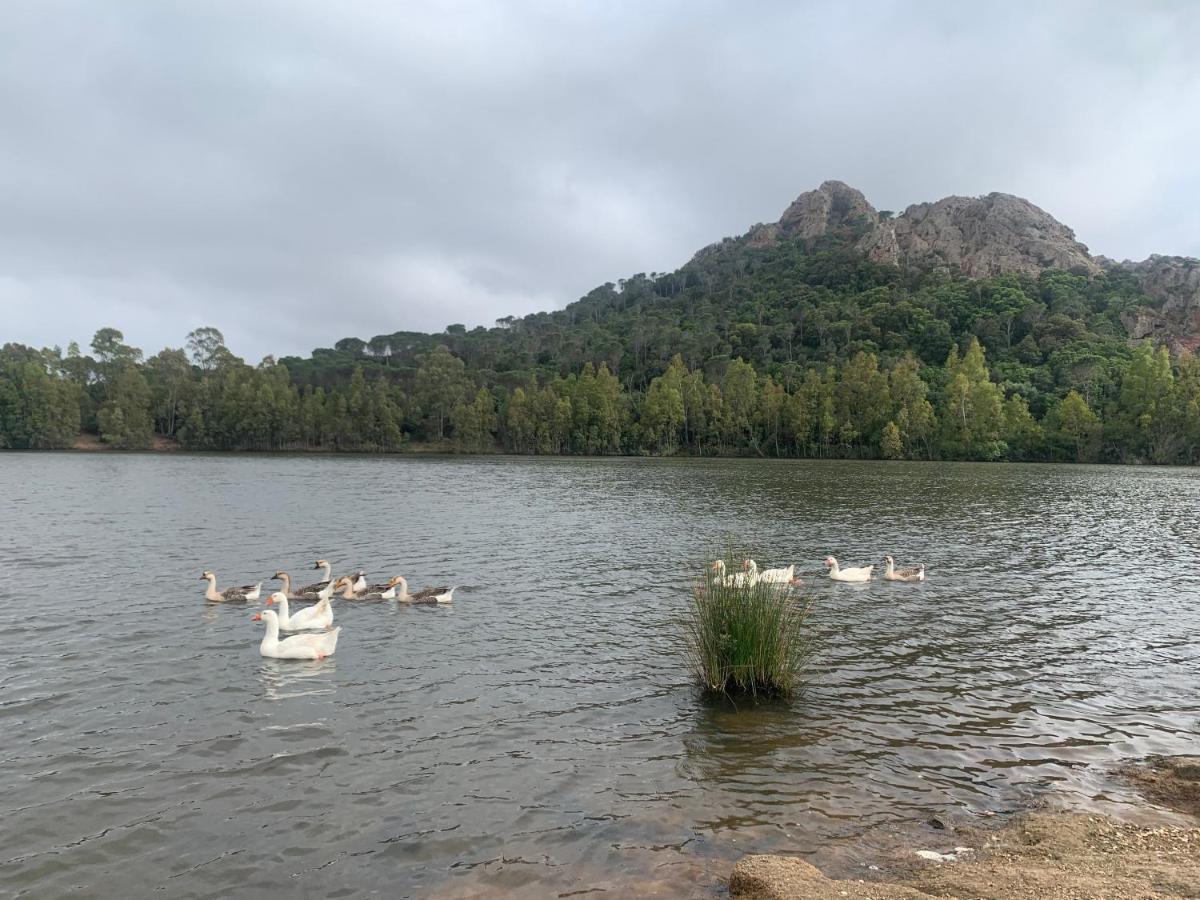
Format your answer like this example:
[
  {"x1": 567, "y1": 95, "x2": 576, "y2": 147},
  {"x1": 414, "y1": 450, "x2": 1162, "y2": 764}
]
[
  {"x1": 710, "y1": 559, "x2": 755, "y2": 587},
  {"x1": 823, "y1": 556, "x2": 874, "y2": 583},
  {"x1": 265, "y1": 591, "x2": 333, "y2": 631},
  {"x1": 201, "y1": 571, "x2": 260, "y2": 602},
  {"x1": 252, "y1": 609, "x2": 340, "y2": 660},
  {"x1": 746, "y1": 559, "x2": 796, "y2": 584},
  {"x1": 351, "y1": 571, "x2": 368, "y2": 593}
]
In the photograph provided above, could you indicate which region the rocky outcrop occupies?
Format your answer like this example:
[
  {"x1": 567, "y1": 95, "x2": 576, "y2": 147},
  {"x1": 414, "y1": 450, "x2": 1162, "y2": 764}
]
[
  {"x1": 858, "y1": 193, "x2": 1101, "y2": 278},
  {"x1": 748, "y1": 182, "x2": 1100, "y2": 279},
  {"x1": 778, "y1": 180, "x2": 879, "y2": 238},
  {"x1": 1116, "y1": 256, "x2": 1200, "y2": 352}
]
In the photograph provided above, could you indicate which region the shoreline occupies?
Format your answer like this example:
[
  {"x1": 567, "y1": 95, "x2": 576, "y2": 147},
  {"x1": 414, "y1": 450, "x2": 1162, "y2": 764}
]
[
  {"x1": 728, "y1": 756, "x2": 1200, "y2": 899},
  {"x1": 2, "y1": 437, "x2": 1181, "y2": 468}
]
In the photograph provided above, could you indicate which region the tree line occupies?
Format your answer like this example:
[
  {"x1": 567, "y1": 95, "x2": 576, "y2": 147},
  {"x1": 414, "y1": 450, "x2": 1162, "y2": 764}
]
[{"x1": 2, "y1": 324, "x2": 1197, "y2": 463}]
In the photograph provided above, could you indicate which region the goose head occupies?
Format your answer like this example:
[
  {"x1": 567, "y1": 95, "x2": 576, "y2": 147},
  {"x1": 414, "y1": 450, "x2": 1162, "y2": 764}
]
[
  {"x1": 823, "y1": 557, "x2": 836, "y2": 568},
  {"x1": 388, "y1": 576, "x2": 404, "y2": 586},
  {"x1": 314, "y1": 559, "x2": 329, "y2": 570},
  {"x1": 271, "y1": 571, "x2": 288, "y2": 581},
  {"x1": 251, "y1": 609, "x2": 278, "y2": 625},
  {"x1": 265, "y1": 591, "x2": 287, "y2": 606},
  {"x1": 883, "y1": 555, "x2": 894, "y2": 565},
  {"x1": 200, "y1": 570, "x2": 215, "y2": 581},
  {"x1": 334, "y1": 576, "x2": 352, "y2": 589},
  {"x1": 710, "y1": 560, "x2": 726, "y2": 574}
]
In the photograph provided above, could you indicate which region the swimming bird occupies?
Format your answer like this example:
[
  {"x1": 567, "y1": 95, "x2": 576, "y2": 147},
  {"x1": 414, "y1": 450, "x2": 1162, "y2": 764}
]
[
  {"x1": 351, "y1": 571, "x2": 368, "y2": 593},
  {"x1": 883, "y1": 556, "x2": 925, "y2": 582},
  {"x1": 710, "y1": 559, "x2": 756, "y2": 587},
  {"x1": 201, "y1": 571, "x2": 260, "y2": 602},
  {"x1": 333, "y1": 575, "x2": 392, "y2": 600},
  {"x1": 265, "y1": 591, "x2": 333, "y2": 631},
  {"x1": 823, "y1": 557, "x2": 874, "y2": 583},
  {"x1": 271, "y1": 571, "x2": 320, "y2": 600},
  {"x1": 296, "y1": 559, "x2": 333, "y2": 595},
  {"x1": 746, "y1": 559, "x2": 796, "y2": 584},
  {"x1": 251, "y1": 609, "x2": 340, "y2": 660},
  {"x1": 388, "y1": 576, "x2": 450, "y2": 603}
]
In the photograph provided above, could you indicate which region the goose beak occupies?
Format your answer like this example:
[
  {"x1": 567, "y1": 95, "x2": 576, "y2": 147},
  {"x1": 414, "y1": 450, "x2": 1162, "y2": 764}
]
[
  {"x1": 251, "y1": 613, "x2": 262, "y2": 621},
  {"x1": 265, "y1": 597, "x2": 274, "y2": 605}
]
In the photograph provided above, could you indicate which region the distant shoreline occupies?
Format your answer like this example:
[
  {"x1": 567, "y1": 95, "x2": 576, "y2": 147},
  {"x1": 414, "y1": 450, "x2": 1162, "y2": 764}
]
[{"x1": 1, "y1": 436, "x2": 1170, "y2": 466}]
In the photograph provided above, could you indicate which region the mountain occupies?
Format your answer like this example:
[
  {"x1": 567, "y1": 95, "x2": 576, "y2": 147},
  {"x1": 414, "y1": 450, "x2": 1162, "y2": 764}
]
[{"x1": 697, "y1": 180, "x2": 1197, "y2": 351}]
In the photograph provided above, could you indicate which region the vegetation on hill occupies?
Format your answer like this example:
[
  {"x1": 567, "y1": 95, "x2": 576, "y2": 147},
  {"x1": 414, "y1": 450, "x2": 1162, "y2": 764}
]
[{"x1": 2, "y1": 228, "x2": 1199, "y2": 463}]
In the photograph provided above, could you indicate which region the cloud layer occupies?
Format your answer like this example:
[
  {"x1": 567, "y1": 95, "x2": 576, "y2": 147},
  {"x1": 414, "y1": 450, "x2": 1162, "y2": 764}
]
[{"x1": 3, "y1": 1, "x2": 1198, "y2": 359}]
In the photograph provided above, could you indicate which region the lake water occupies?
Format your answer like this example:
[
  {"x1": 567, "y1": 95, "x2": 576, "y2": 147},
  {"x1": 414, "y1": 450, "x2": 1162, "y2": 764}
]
[{"x1": 2, "y1": 454, "x2": 1198, "y2": 897}]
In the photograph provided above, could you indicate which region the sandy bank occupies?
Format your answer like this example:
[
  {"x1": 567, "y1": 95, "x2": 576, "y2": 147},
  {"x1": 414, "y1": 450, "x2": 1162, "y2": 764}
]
[{"x1": 730, "y1": 757, "x2": 1200, "y2": 900}]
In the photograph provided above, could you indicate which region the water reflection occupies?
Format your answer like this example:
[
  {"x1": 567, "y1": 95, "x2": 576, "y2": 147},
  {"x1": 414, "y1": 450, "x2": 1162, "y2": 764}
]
[{"x1": 257, "y1": 658, "x2": 339, "y2": 700}]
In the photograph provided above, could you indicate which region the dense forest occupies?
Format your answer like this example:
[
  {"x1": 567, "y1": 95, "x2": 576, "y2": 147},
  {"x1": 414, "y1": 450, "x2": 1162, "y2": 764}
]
[{"x1": 3, "y1": 228, "x2": 1199, "y2": 464}]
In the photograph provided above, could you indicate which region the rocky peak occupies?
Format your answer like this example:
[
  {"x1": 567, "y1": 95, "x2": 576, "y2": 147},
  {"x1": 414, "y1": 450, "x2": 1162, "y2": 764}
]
[
  {"x1": 857, "y1": 192, "x2": 1101, "y2": 278},
  {"x1": 778, "y1": 180, "x2": 879, "y2": 238},
  {"x1": 767, "y1": 183, "x2": 1099, "y2": 279}
]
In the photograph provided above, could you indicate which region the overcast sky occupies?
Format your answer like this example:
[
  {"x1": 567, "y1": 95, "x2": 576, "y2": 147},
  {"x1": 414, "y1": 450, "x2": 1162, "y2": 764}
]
[{"x1": 3, "y1": 1, "x2": 1198, "y2": 361}]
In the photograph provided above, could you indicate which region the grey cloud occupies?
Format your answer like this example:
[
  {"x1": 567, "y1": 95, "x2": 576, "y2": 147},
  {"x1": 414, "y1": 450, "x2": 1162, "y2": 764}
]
[{"x1": 2, "y1": 1, "x2": 1198, "y2": 359}]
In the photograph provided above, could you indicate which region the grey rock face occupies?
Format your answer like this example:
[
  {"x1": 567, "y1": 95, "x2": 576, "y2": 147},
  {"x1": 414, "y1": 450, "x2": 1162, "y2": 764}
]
[
  {"x1": 1117, "y1": 255, "x2": 1200, "y2": 352},
  {"x1": 778, "y1": 180, "x2": 879, "y2": 238},
  {"x1": 856, "y1": 192, "x2": 1101, "y2": 278}
]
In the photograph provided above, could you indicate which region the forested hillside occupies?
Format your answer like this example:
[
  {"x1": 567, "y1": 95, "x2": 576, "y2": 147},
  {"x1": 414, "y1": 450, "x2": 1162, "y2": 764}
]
[{"x1": 3, "y1": 186, "x2": 1199, "y2": 464}]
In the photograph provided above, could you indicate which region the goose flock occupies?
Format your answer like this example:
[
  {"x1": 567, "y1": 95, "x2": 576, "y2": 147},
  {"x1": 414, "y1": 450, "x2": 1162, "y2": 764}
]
[
  {"x1": 200, "y1": 559, "x2": 456, "y2": 661},
  {"x1": 711, "y1": 555, "x2": 926, "y2": 585}
]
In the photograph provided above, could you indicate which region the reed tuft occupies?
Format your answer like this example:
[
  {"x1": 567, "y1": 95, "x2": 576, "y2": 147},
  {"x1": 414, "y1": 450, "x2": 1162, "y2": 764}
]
[{"x1": 684, "y1": 554, "x2": 813, "y2": 699}]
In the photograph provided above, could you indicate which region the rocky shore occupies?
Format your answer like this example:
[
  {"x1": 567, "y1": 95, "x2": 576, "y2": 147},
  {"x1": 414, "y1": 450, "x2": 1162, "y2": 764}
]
[{"x1": 729, "y1": 757, "x2": 1200, "y2": 900}]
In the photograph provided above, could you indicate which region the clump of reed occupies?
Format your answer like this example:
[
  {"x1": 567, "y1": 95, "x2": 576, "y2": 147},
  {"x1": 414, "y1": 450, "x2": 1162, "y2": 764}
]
[{"x1": 683, "y1": 554, "x2": 813, "y2": 699}]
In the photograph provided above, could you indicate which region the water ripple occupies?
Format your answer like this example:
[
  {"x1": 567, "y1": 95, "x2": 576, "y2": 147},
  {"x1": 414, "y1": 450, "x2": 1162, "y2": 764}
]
[{"x1": 0, "y1": 454, "x2": 1197, "y2": 896}]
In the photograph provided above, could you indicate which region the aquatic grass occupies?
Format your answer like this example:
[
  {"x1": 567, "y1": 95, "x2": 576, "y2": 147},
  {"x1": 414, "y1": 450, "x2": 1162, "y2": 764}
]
[{"x1": 684, "y1": 554, "x2": 814, "y2": 700}]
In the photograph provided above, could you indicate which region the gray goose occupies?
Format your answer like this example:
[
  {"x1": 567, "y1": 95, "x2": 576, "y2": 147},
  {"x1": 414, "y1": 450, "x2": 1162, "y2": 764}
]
[
  {"x1": 883, "y1": 555, "x2": 925, "y2": 582},
  {"x1": 296, "y1": 559, "x2": 333, "y2": 595},
  {"x1": 201, "y1": 570, "x2": 260, "y2": 602}
]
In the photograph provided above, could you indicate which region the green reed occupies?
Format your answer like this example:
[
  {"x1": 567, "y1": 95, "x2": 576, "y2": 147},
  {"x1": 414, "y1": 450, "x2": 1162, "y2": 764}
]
[{"x1": 684, "y1": 555, "x2": 814, "y2": 699}]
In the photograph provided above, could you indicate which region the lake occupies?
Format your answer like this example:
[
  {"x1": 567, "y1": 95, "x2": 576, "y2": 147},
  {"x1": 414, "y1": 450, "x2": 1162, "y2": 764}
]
[{"x1": 2, "y1": 454, "x2": 1198, "y2": 897}]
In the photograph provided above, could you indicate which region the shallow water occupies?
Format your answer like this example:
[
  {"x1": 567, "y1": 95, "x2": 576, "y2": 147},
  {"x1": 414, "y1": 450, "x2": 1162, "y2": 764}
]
[{"x1": 1, "y1": 454, "x2": 1198, "y2": 897}]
